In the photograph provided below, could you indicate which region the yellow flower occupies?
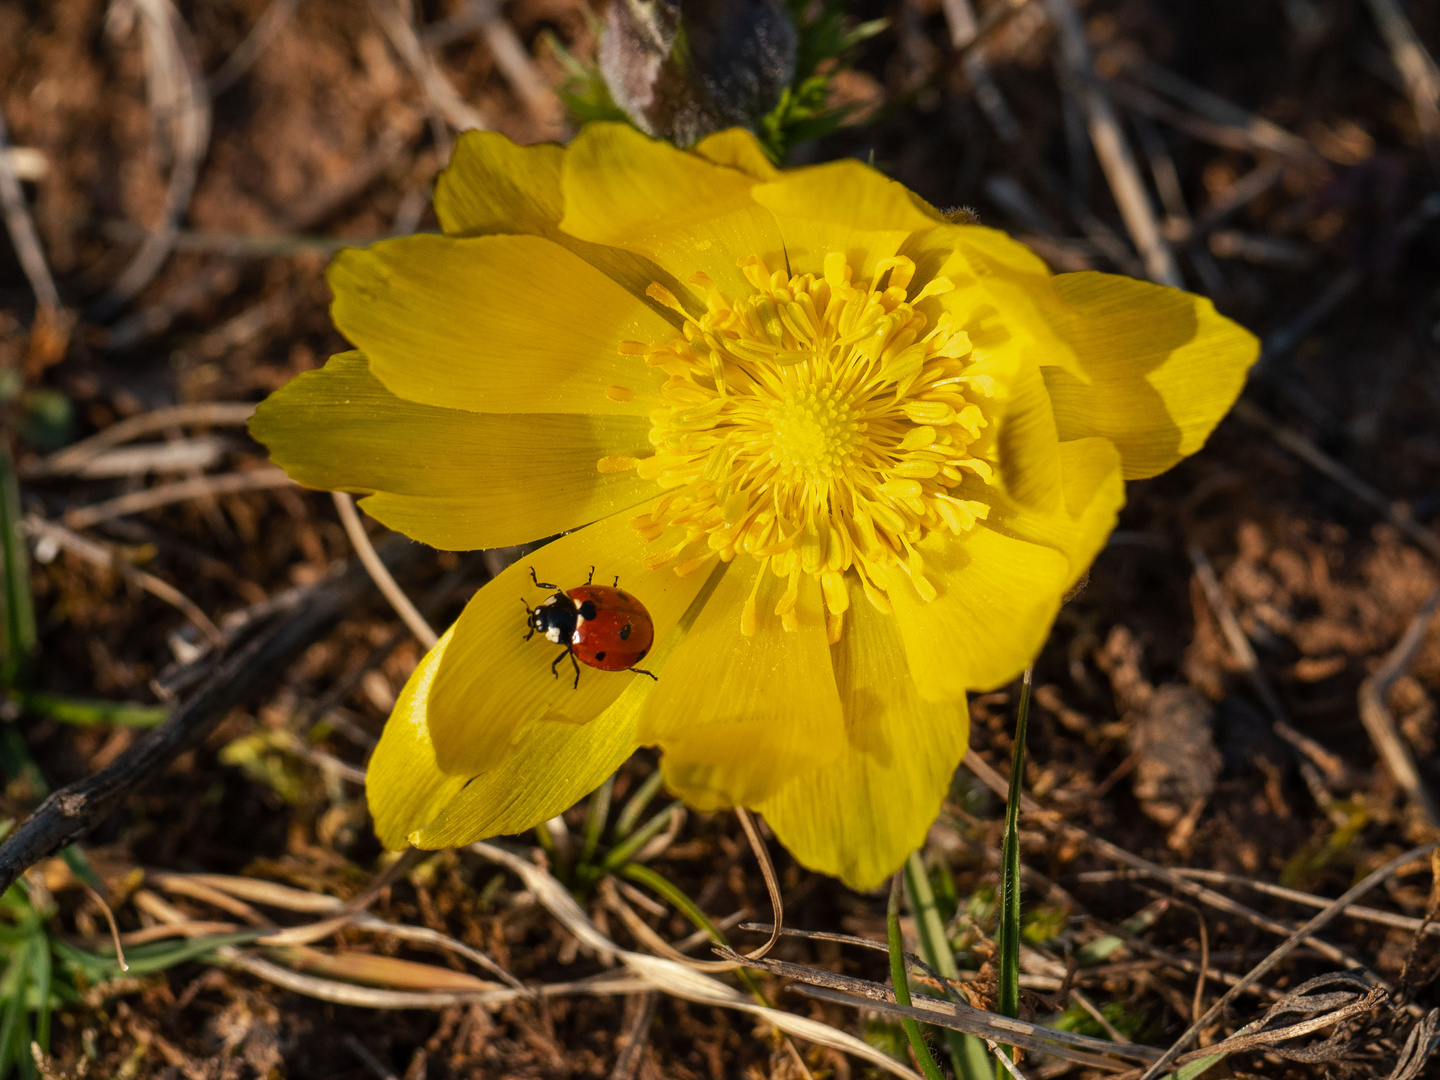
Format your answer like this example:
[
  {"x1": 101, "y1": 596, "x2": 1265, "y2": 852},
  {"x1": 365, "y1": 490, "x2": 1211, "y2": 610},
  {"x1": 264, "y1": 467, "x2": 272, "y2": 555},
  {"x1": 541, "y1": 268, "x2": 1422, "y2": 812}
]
[{"x1": 251, "y1": 124, "x2": 1258, "y2": 889}]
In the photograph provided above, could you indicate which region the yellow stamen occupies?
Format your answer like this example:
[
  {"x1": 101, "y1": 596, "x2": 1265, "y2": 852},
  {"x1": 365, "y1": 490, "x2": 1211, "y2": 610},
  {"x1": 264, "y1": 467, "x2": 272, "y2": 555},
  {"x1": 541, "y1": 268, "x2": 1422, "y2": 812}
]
[{"x1": 623, "y1": 253, "x2": 995, "y2": 635}]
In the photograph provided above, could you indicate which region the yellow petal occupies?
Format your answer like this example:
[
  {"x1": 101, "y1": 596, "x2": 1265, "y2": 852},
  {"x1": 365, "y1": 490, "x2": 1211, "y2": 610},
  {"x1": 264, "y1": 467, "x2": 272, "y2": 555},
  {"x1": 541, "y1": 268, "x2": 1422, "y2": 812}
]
[
  {"x1": 1040, "y1": 271, "x2": 1259, "y2": 478},
  {"x1": 328, "y1": 234, "x2": 671, "y2": 416},
  {"x1": 691, "y1": 128, "x2": 780, "y2": 180},
  {"x1": 974, "y1": 437, "x2": 1126, "y2": 591},
  {"x1": 366, "y1": 624, "x2": 470, "y2": 849},
  {"x1": 751, "y1": 158, "x2": 943, "y2": 279},
  {"x1": 887, "y1": 525, "x2": 1070, "y2": 701},
  {"x1": 434, "y1": 131, "x2": 566, "y2": 238},
  {"x1": 434, "y1": 130, "x2": 685, "y2": 311},
  {"x1": 558, "y1": 123, "x2": 785, "y2": 299},
  {"x1": 249, "y1": 352, "x2": 655, "y2": 551},
  {"x1": 410, "y1": 613, "x2": 682, "y2": 847},
  {"x1": 639, "y1": 562, "x2": 844, "y2": 809},
  {"x1": 757, "y1": 577, "x2": 970, "y2": 890},
  {"x1": 426, "y1": 504, "x2": 716, "y2": 776}
]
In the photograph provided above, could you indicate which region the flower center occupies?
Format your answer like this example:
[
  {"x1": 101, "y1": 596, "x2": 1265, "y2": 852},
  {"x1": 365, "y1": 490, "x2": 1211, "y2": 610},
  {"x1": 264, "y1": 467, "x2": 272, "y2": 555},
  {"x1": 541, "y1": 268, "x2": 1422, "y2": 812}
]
[
  {"x1": 605, "y1": 252, "x2": 997, "y2": 641},
  {"x1": 769, "y1": 388, "x2": 859, "y2": 479}
]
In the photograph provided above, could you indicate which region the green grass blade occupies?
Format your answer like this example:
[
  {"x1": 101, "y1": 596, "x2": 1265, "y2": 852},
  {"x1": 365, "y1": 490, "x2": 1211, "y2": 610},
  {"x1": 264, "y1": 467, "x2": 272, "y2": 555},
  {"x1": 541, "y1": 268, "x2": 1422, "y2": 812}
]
[
  {"x1": 618, "y1": 862, "x2": 729, "y2": 946},
  {"x1": 0, "y1": 444, "x2": 36, "y2": 689},
  {"x1": 579, "y1": 774, "x2": 613, "y2": 871},
  {"x1": 599, "y1": 800, "x2": 680, "y2": 873},
  {"x1": 613, "y1": 769, "x2": 665, "y2": 839},
  {"x1": 995, "y1": 666, "x2": 1034, "y2": 1067},
  {"x1": 905, "y1": 852, "x2": 993, "y2": 1080},
  {"x1": 29, "y1": 933, "x2": 51, "y2": 1059},
  {"x1": 887, "y1": 872, "x2": 945, "y2": 1080},
  {"x1": 0, "y1": 943, "x2": 29, "y2": 1076},
  {"x1": 10, "y1": 691, "x2": 166, "y2": 728}
]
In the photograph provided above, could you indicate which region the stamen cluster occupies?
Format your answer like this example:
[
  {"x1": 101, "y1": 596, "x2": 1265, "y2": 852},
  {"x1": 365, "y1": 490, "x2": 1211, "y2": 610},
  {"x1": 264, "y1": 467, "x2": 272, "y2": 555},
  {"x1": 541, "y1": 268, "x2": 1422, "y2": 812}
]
[{"x1": 606, "y1": 253, "x2": 996, "y2": 642}]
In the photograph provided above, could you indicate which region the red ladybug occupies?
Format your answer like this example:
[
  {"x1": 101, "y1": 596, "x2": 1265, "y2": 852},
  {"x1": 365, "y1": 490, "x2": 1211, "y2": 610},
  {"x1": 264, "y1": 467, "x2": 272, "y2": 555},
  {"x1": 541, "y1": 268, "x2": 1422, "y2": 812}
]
[{"x1": 523, "y1": 567, "x2": 657, "y2": 688}]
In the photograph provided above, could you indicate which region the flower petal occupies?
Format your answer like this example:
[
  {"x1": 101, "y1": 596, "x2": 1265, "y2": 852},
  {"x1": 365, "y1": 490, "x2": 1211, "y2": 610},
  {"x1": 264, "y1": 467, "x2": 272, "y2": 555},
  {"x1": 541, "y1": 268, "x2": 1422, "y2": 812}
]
[
  {"x1": 558, "y1": 123, "x2": 785, "y2": 299},
  {"x1": 434, "y1": 131, "x2": 566, "y2": 238},
  {"x1": 1040, "y1": 271, "x2": 1259, "y2": 478},
  {"x1": 691, "y1": 128, "x2": 780, "y2": 180},
  {"x1": 426, "y1": 505, "x2": 716, "y2": 777},
  {"x1": 751, "y1": 158, "x2": 942, "y2": 279},
  {"x1": 328, "y1": 234, "x2": 672, "y2": 416},
  {"x1": 887, "y1": 525, "x2": 1070, "y2": 701},
  {"x1": 250, "y1": 352, "x2": 655, "y2": 550},
  {"x1": 434, "y1": 130, "x2": 686, "y2": 310},
  {"x1": 367, "y1": 625, "x2": 471, "y2": 848},
  {"x1": 757, "y1": 577, "x2": 970, "y2": 890},
  {"x1": 971, "y1": 436, "x2": 1126, "y2": 590},
  {"x1": 638, "y1": 562, "x2": 844, "y2": 809}
]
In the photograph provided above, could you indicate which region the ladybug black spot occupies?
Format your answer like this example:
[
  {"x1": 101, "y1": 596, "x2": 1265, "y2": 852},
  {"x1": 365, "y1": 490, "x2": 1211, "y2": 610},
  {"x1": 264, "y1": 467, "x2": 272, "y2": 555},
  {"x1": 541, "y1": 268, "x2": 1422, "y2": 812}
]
[
  {"x1": 617, "y1": 591, "x2": 628, "y2": 600},
  {"x1": 636, "y1": 649, "x2": 647, "y2": 659},
  {"x1": 619, "y1": 624, "x2": 631, "y2": 640},
  {"x1": 594, "y1": 651, "x2": 607, "y2": 662}
]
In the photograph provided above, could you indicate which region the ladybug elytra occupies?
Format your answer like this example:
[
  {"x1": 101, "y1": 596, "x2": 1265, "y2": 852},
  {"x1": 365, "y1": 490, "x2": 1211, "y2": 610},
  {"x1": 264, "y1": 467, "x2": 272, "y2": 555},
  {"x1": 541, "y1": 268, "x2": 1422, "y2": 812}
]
[{"x1": 523, "y1": 567, "x2": 657, "y2": 688}]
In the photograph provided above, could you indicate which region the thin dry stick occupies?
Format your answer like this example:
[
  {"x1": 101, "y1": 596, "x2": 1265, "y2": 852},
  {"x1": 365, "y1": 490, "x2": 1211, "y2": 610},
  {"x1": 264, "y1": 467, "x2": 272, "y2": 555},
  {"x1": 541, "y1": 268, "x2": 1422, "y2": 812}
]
[
  {"x1": 29, "y1": 403, "x2": 257, "y2": 477},
  {"x1": 24, "y1": 515, "x2": 224, "y2": 646},
  {"x1": 206, "y1": 0, "x2": 300, "y2": 94},
  {"x1": 962, "y1": 751, "x2": 1385, "y2": 986},
  {"x1": 333, "y1": 492, "x2": 439, "y2": 649},
  {"x1": 1135, "y1": 840, "x2": 1440, "y2": 1080},
  {"x1": 471, "y1": 842, "x2": 922, "y2": 1080},
  {"x1": 1187, "y1": 544, "x2": 1349, "y2": 784},
  {"x1": 1358, "y1": 583, "x2": 1440, "y2": 828},
  {"x1": 0, "y1": 105, "x2": 60, "y2": 311},
  {"x1": 608, "y1": 992, "x2": 659, "y2": 1080},
  {"x1": 1232, "y1": 403, "x2": 1440, "y2": 563},
  {"x1": 1107, "y1": 54, "x2": 1314, "y2": 159},
  {"x1": 1364, "y1": 0, "x2": 1440, "y2": 165},
  {"x1": 941, "y1": 0, "x2": 979, "y2": 47},
  {"x1": 369, "y1": 0, "x2": 487, "y2": 135},
  {"x1": 468, "y1": 0, "x2": 563, "y2": 129},
  {"x1": 81, "y1": 882, "x2": 129, "y2": 972},
  {"x1": 94, "y1": 0, "x2": 213, "y2": 318},
  {"x1": 63, "y1": 468, "x2": 293, "y2": 530},
  {"x1": 734, "y1": 806, "x2": 782, "y2": 961},
  {"x1": 1078, "y1": 867, "x2": 1440, "y2": 938},
  {"x1": 1043, "y1": 0, "x2": 1182, "y2": 287}
]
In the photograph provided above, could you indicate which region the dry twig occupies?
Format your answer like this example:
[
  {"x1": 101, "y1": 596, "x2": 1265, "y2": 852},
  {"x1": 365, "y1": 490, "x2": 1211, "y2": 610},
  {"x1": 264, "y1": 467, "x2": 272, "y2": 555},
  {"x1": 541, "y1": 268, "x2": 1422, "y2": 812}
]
[
  {"x1": 1359, "y1": 583, "x2": 1440, "y2": 828},
  {"x1": 94, "y1": 0, "x2": 212, "y2": 319},
  {"x1": 1043, "y1": 0, "x2": 1181, "y2": 287},
  {"x1": 24, "y1": 514, "x2": 224, "y2": 646},
  {"x1": 62, "y1": 467, "x2": 293, "y2": 530}
]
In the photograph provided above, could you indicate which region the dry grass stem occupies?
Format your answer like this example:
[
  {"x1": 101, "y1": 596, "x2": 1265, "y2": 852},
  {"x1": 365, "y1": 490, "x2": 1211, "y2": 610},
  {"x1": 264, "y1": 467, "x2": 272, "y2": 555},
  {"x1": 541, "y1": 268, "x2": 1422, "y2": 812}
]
[
  {"x1": 24, "y1": 514, "x2": 225, "y2": 646},
  {"x1": 61, "y1": 468, "x2": 293, "y2": 530},
  {"x1": 1043, "y1": 0, "x2": 1181, "y2": 287},
  {"x1": 333, "y1": 492, "x2": 440, "y2": 649}
]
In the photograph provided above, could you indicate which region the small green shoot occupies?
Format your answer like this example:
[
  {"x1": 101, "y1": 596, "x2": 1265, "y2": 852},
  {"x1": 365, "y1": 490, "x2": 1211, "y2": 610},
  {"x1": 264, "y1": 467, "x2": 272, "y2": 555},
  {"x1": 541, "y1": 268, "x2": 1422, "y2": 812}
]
[
  {"x1": 0, "y1": 444, "x2": 36, "y2": 690},
  {"x1": 887, "y1": 871, "x2": 945, "y2": 1080},
  {"x1": 905, "y1": 851, "x2": 993, "y2": 1080},
  {"x1": 995, "y1": 666, "x2": 1034, "y2": 1069}
]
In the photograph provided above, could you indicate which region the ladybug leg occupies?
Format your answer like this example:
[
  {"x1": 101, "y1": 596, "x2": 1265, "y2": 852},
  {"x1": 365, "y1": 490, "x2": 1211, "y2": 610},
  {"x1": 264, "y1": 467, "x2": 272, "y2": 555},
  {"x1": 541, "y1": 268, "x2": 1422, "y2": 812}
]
[
  {"x1": 630, "y1": 667, "x2": 658, "y2": 682},
  {"x1": 612, "y1": 574, "x2": 620, "y2": 588},
  {"x1": 585, "y1": 565, "x2": 595, "y2": 585},
  {"x1": 569, "y1": 651, "x2": 581, "y2": 689},
  {"x1": 529, "y1": 566, "x2": 559, "y2": 591},
  {"x1": 549, "y1": 648, "x2": 570, "y2": 680}
]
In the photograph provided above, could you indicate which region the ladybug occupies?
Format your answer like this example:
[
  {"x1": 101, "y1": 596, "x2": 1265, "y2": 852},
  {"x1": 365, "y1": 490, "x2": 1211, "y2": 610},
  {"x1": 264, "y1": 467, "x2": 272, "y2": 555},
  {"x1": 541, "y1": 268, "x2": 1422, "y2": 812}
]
[{"x1": 523, "y1": 567, "x2": 657, "y2": 689}]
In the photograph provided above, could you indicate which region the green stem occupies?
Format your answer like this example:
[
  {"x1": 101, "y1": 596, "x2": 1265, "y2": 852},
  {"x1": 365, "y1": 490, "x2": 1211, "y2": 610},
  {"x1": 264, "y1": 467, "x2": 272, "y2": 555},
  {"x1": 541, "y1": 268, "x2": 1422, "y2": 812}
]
[
  {"x1": 906, "y1": 852, "x2": 993, "y2": 1080},
  {"x1": 995, "y1": 665, "x2": 1034, "y2": 1068},
  {"x1": 887, "y1": 872, "x2": 945, "y2": 1080}
]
